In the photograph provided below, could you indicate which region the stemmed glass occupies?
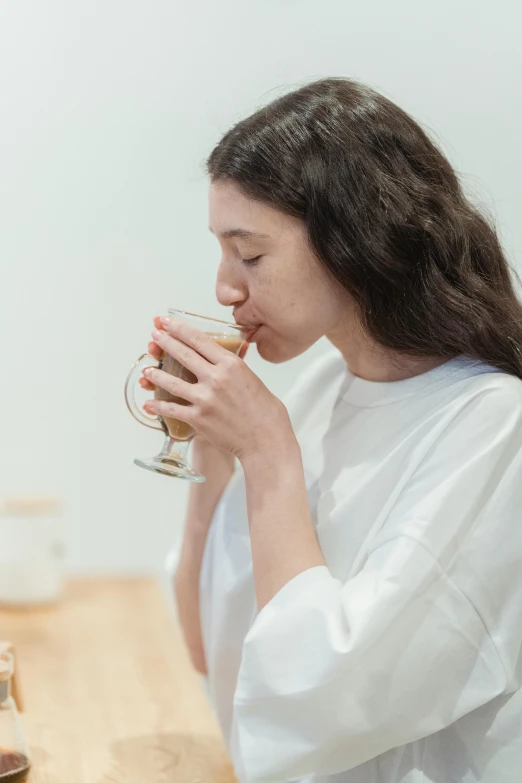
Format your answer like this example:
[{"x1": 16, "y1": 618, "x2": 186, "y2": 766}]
[{"x1": 125, "y1": 308, "x2": 247, "y2": 481}]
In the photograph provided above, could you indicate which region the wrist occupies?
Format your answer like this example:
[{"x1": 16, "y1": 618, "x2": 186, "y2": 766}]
[
  {"x1": 192, "y1": 435, "x2": 235, "y2": 469},
  {"x1": 239, "y1": 423, "x2": 301, "y2": 473}
]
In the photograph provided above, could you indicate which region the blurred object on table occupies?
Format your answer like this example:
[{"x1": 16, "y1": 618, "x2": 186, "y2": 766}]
[
  {"x1": 0, "y1": 497, "x2": 64, "y2": 607},
  {"x1": 0, "y1": 650, "x2": 30, "y2": 781},
  {"x1": 0, "y1": 646, "x2": 22, "y2": 713}
]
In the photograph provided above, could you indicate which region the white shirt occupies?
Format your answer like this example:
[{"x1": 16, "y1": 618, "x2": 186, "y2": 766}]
[{"x1": 199, "y1": 350, "x2": 522, "y2": 783}]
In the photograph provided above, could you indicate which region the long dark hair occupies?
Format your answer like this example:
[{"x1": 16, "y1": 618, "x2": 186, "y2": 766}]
[{"x1": 206, "y1": 77, "x2": 522, "y2": 378}]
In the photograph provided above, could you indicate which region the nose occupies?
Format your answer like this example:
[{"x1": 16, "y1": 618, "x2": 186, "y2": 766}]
[{"x1": 215, "y1": 260, "x2": 247, "y2": 309}]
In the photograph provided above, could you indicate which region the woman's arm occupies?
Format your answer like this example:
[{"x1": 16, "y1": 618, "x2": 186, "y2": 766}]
[
  {"x1": 174, "y1": 435, "x2": 235, "y2": 674},
  {"x1": 240, "y1": 419, "x2": 326, "y2": 610}
]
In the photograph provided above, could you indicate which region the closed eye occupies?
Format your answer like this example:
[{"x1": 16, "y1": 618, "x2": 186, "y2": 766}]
[{"x1": 242, "y1": 255, "x2": 262, "y2": 266}]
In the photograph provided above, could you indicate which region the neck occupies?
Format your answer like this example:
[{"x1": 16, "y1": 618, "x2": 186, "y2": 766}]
[{"x1": 326, "y1": 311, "x2": 447, "y2": 383}]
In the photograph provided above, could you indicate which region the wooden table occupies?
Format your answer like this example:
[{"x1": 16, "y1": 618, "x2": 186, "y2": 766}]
[{"x1": 0, "y1": 579, "x2": 237, "y2": 782}]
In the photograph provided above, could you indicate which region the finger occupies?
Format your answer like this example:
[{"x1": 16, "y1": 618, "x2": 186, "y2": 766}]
[
  {"x1": 157, "y1": 316, "x2": 226, "y2": 366},
  {"x1": 151, "y1": 328, "x2": 209, "y2": 378},
  {"x1": 142, "y1": 366, "x2": 199, "y2": 403},
  {"x1": 148, "y1": 341, "x2": 163, "y2": 361},
  {"x1": 144, "y1": 399, "x2": 196, "y2": 427},
  {"x1": 139, "y1": 377, "x2": 156, "y2": 391}
]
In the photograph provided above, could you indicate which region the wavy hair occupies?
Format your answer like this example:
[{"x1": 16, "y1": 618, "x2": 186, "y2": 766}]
[{"x1": 206, "y1": 77, "x2": 522, "y2": 377}]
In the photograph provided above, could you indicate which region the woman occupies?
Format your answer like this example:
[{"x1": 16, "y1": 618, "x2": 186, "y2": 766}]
[{"x1": 140, "y1": 78, "x2": 522, "y2": 783}]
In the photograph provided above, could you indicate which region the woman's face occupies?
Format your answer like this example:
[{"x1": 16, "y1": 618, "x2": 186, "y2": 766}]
[{"x1": 209, "y1": 180, "x2": 352, "y2": 364}]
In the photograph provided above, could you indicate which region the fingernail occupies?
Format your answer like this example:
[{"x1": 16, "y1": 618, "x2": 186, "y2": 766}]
[
  {"x1": 143, "y1": 367, "x2": 153, "y2": 377},
  {"x1": 152, "y1": 329, "x2": 163, "y2": 340},
  {"x1": 160, "y1": 316, "x2": 171, "y2": 327},
  {"x1": 144, "y1": 403, "x2": 155, "y2": 413}
]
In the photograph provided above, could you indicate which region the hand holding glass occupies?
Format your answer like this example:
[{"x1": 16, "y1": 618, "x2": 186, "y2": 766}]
[{"x1": 124, "y1": 309, "x2": 247, "y2": 482}]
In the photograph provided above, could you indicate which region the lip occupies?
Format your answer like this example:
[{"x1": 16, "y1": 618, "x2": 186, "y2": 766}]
[{"x1": 234, "y1": 317, "x2": 260, "y2": 331}]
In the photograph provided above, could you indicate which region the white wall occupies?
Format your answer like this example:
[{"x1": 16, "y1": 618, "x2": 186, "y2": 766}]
[{"x1": 1, "y1": 0, "x2": 520, "y2": 573}]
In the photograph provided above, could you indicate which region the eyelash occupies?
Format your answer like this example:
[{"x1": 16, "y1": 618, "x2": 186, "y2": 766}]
[{"x1": 242, "y1": 255, "x2": 262, "y2": 267}]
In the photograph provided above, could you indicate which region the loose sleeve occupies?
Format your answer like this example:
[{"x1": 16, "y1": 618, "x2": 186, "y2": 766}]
[{"x1": 230, "y1": 384, "x2": 522, "y2": 783}]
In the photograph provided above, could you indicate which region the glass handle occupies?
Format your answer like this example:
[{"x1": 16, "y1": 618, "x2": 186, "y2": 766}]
[{"x1": 124, "y1": 353, "x2": 164, "y2": 431}]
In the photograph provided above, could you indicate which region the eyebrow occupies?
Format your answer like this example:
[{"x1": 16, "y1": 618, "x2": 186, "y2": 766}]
[{"x1": 208, "y1": 227, "x2": 270, "y2": 240}]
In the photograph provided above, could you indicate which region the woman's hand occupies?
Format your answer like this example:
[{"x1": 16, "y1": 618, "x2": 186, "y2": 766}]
[
  {"x1": 140, "y1": 317, "x2": 236, "y2": 468},
  {"x1": 141, "y1": 315, "x2": 294, "y2": 462},
  {"x1": 139, "y1": 316, "x2": 250, "y2": 391}
]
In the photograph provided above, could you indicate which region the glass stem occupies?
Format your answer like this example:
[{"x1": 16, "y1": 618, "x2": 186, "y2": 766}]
[{"x1": 159, "y1": 436, "x2": 190, "y2": 466}]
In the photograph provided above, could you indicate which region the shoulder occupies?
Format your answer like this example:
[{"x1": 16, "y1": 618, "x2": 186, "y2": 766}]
[
  {"x1": 454, "y1": 367, "x2": 522, "y2": 424},
  {"x1": 414, "y1": 357, "x2": 522, "y2": 433}
]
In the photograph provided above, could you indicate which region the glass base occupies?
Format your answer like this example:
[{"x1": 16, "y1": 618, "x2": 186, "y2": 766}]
[
  {"x1": 133, "y1": 434, "x2": 206, "y2": 482},
  {"x1": 134, "y1": 453, "x2": 205, "y2": 482}
]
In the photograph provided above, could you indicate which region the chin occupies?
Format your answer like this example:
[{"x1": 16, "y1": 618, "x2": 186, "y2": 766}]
[{"x1": 256, "y1": 336, "x2": 311, "y2": 364}]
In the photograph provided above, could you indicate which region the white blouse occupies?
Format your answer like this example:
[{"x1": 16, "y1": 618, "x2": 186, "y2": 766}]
[{"x1": 198, "y1": 351, "x2": 522, "y2": 783}]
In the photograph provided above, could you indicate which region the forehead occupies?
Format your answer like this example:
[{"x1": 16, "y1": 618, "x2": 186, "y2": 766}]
[
  {"x1": 209, "y1": 181, "x2": 271, "y2": 231},
  {"x1": 209, "y1": 181, "x2": 305, "y2": 247},
  {"x1": 208, "y1": 180, "x2": 301, "y2": 242}
]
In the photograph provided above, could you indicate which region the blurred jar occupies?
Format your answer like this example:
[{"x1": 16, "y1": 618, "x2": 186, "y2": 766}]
[
  {"x1": 0, "y1": 497, "x2": 65, "y2": 606},
  {"x1": 0, "y1": 651, "x2": 30, "y2": 781}
]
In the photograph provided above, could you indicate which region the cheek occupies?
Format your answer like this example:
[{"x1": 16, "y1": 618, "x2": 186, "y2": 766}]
[
  {"x1": 262, "y1": 272, "x2": 306, "y2": 305},
  {"x1": 253, "y1": 264, "x2": 324, "y2": 325}
]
